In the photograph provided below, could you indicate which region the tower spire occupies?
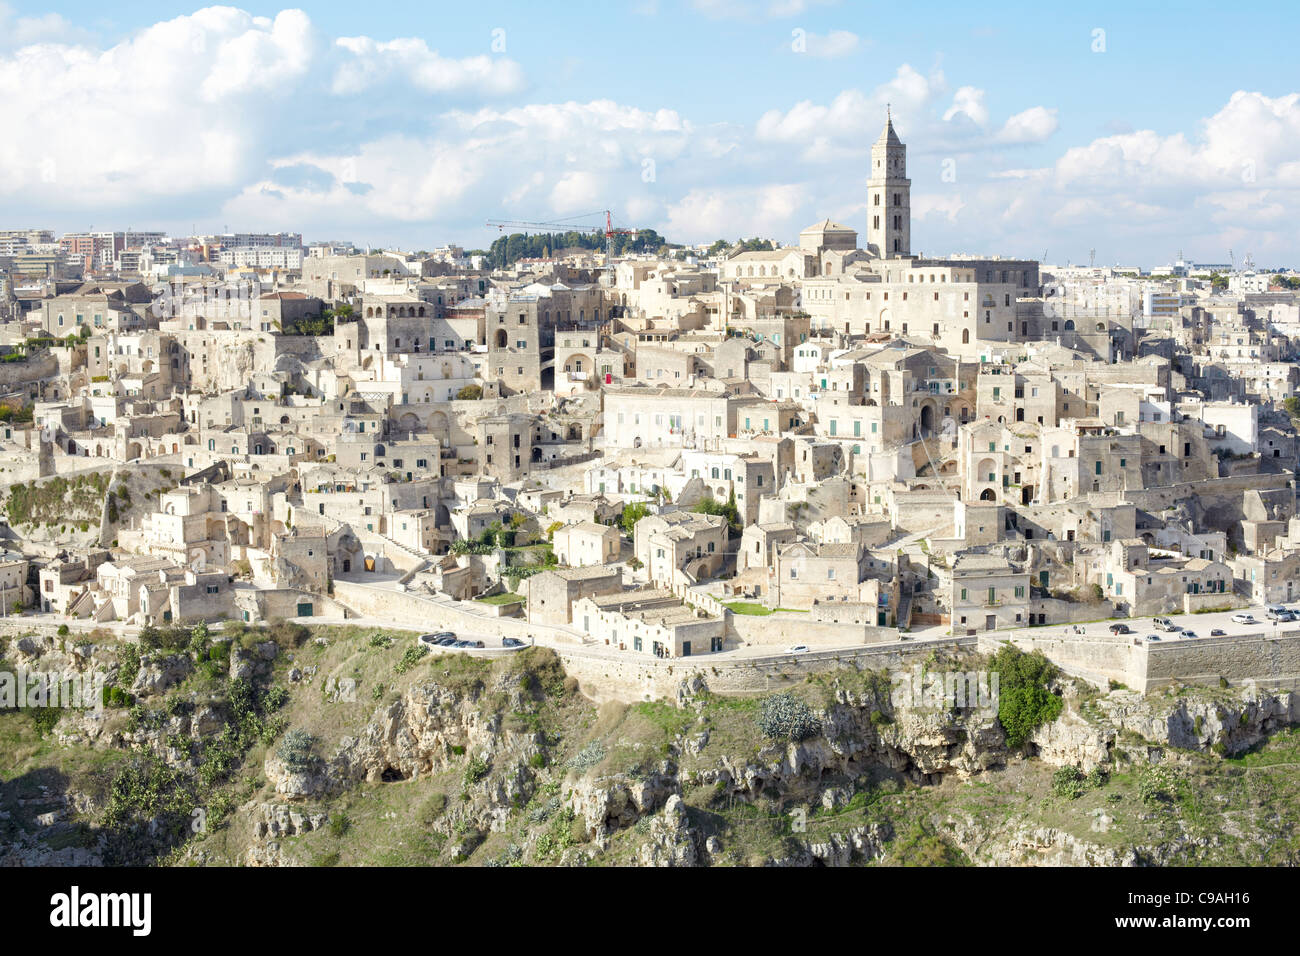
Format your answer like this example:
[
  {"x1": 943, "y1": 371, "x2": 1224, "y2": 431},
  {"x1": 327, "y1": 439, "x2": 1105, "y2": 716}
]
[{"x1": 867, "y1": 108, "x2": 910, "y2": 257}]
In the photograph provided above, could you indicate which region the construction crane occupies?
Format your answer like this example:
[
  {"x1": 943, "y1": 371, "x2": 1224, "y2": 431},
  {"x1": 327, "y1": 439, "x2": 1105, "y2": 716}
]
[{"x1": 484, "y1": 209, "x2": 635, "y2": 261}]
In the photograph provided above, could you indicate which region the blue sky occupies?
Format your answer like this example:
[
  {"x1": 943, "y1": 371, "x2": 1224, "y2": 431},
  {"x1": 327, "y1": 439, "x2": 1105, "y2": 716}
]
[{"x1": 2, "y1": 0, "x2": 1298, "y2": 265}]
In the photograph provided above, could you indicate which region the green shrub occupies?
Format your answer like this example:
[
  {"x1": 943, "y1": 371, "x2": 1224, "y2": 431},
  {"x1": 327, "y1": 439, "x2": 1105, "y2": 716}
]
[
  {"x1": 568, "y1": 741, "x2": 606, "y2": 773},
  {"x1": 102, "y1": 685, "x2": 134, "y2": 708},
  {"x1": 1051, "y1": 765, "x2": 1087, "y2": 799},
  {"x1": 394, "y1": 644, "x2": 429, "y2": 674},
  {"x1": 29, "y1": 707, "x2": 61, "y2": 736},
  {"x1": 463, "y1": 754, "x2": 489, "y2": 787},
  {"x1": 757, "y1": 692, "x2": 820, "y2": 742},
  {"x1": 990, "y1": 644, "x2": 1063, "y2": 748},
  {"x1": 264, "y1": 686, "x2": 290, "y2": 711},
  {"x1": 277, "y1": 729, "x2": 317, "y2": 773}
]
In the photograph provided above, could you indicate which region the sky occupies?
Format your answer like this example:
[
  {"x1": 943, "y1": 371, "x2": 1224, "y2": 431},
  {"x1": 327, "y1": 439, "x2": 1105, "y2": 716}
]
[{"x1": 2, "y1": 0, "x2": 1299, "y2": 267}]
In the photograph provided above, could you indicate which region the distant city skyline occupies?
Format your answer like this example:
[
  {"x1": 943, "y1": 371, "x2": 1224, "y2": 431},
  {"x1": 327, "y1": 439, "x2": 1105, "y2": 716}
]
[{"x1": 2, "y1": 1, "x2": 1299, "y2": 265}]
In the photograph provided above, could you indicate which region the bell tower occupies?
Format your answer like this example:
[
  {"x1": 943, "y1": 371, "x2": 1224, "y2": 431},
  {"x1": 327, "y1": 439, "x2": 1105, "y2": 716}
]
[{"x1": 866, "y1": 107, "x2": 910, "y2": 258}]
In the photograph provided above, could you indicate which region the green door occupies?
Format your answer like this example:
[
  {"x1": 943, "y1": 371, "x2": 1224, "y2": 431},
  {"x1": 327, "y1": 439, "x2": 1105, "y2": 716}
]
[{"x1": 296, "y1": 602, "x2": 313, "y2": 617}]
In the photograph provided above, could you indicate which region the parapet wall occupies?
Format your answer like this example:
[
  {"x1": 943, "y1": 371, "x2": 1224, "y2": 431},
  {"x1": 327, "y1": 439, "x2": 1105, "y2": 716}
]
[
  {"x1": 977, "y1": 630, "x2": 1146, "y2": 689},
  {"x1": 557, "y1": 635, "x2": 978, "y2": 703},
  {"x1": 331, "y1": 579, "x2": 584, "y2": 646},
  {"x1": 979, "y1": 626, "x2": 1300, "y2": 693},
  {"x1": 1144, "y1": 629, "x2": 1300, "y2": 693}
]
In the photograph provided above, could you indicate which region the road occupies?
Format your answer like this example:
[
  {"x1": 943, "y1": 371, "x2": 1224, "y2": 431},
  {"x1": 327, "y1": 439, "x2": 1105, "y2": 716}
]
[
  {"x1": 286, "y1": 614, "x2": 529, "y2": 656},
  {"x1": 911, "y1": 600, "x2": 1297, "y2": 645}
]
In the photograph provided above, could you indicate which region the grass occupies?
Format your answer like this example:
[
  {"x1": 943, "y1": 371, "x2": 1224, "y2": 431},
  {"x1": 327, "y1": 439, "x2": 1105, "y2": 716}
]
[
  {"x1": 475, "y1": 592, "x2": 524, "y2": 606},
  {"x1": 724, "y1": 603, "x2": 809, "y2": 616}
]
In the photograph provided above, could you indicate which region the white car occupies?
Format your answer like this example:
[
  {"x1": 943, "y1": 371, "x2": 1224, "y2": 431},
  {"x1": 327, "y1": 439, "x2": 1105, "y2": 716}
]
[
  {"x1": 786, "y1": 644, "x2": 810, "y2": 654},
  {"x1": 1231, "y1": 613, "x2": 1256, "y2": 625}
]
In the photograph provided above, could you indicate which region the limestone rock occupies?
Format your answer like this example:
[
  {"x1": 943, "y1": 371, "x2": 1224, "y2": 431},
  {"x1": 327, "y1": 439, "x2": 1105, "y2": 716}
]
[{"x1": 131, "y1": 653, "x2": 193, "y2": 698}]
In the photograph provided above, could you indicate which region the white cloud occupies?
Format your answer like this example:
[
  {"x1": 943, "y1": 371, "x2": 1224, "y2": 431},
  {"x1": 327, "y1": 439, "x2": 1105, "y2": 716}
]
[
  {"x1": 692, "y1": 0, "x2": 836, "y2": 19},
  {"x1": 995, "y1": 106, "x2": 1058, "y2": 144},
  {"x1": 943, "y1": 86, "x2": 988, "y2": 126},
  {"x1": 332, "y1": 36, "x2": 524, "y2": 96},
  {"x1": 550, "y1": 171, "x2": 604, "y2": 213},
  {"x1": 0, "y1": 1, "x2": 91, "y2": 47},
  {"x1": 0, "y1": 6, "x2": 527, "y2": 209},
  {"x1": 756, "y1": 66, "x2": 944, "y2": 154},
  {"x1": 665, "y1": 184, "x2": 808, "y2": 240},
  {"x1": 799, "y1": 30, "x2": 859, "y2": 59},
  {"x1": 913, "y1": 193, "x2": 966, "y2": 222}
]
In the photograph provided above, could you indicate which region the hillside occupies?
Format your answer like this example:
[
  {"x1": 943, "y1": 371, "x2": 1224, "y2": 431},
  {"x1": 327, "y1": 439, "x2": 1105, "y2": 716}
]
[{"x1": 1, "y1": 622, "x2": 1297, "y2": 867}]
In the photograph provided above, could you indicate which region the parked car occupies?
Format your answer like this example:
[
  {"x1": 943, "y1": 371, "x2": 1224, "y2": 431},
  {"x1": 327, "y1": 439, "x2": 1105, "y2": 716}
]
[
  {"x1": 786, "y1": 644, "x2": 810, "y2": 654},
  {"x1": 1153, "y1": 618, "x2": 1180, "y2": 632},
  {"x1": 1210, "y1": 629, "x2": 1226, "y2": 636},
  {"x1": 417, "y1": 631, "x2": 456, "y2": 647},
  {"x1": 1146, "y1": 634, "x2": 1162, "y2": 642},
  {"x1": 1109, "y1": 623, "x2": 1132, "y2": 635},
  {"x1": 466, "y1": 640, "x2": 485, "y2": 648},
  {"x1": 502, "y1": 637, "x2": 525, "y2": 648},
  {"x1": 1180, "y1": 630, "x2": 1198, "y2": 639},
  {"x1": 435, "y1": 636, "x2": 459, "y2": 646},
  {"x1": 1231, "y1": 613, "x2": 1257, "y2": 625},
  {"x1": 1265, "y1": 605, "x2": 1286, "y2": 619}
]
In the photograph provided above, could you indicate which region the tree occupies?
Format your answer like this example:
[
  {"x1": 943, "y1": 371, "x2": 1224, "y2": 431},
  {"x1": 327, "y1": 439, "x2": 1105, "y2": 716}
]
[
  {"x1": 990, "y1": 644, "x2": 1063, "y2": 748},
  {"x1": 694, "y1": 490, "x2": 740, "y2": 532},
  {"x1": 455, "y1": 384, "x2": 482, "y2": 401},
  {"x1": 619, "y1": 502, "x2": 650, "y2": 537}
]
